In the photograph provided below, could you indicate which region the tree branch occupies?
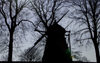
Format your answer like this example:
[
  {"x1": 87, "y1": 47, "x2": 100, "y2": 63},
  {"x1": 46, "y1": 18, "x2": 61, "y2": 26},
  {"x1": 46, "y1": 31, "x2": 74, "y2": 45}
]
[
  {"x1": 16, "y1": 20, "x2": 36, "y2": 27},
  {"x1": 0, "y1": 1, "x2": 10, "y2": 31}
]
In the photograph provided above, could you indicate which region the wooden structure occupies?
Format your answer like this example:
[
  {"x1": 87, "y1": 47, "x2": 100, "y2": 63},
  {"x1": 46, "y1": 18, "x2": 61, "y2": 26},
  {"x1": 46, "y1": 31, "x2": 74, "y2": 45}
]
[{"x1": 42, "y1": 23, "x2": 72, "y2": 63}]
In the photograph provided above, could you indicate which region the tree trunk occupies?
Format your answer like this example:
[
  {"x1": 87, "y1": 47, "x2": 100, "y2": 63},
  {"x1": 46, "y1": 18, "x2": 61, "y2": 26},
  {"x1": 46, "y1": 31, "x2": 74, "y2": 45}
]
[
  {"x1": 93, "y1": 23, "x2": 100, "y2": 63},
  {"x1": 8, "y1": 31, "x2": 14, "y2": 62},
  {"x1": 93, "y1": 39, "x2": 99, "y2": 63}
]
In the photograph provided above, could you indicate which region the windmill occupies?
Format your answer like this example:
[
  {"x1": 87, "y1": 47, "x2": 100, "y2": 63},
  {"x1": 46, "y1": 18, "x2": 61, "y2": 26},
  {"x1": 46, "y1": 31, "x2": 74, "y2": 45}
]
[{"x1": 25, "y1": 0, "x2": 72, "y2": 62}]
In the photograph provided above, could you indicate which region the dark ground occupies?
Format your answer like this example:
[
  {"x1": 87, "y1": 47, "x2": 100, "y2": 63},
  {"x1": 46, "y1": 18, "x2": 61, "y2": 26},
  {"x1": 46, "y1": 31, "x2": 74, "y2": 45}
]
[{"x1": 0, "y1": 61, "x2": 97, "y2": 63}]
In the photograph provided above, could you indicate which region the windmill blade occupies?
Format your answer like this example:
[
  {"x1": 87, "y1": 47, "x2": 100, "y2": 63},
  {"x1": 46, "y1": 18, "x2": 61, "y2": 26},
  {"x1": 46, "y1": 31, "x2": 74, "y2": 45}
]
[
  {"x1": 57, "y1": 10, "x2": 69, "y2": 23},
  {"x1": 65, "y1": 20, "x2": 74, "y2": 29},
  {"x1": 34, "y1": 34, "x2": 46, "y2": 46},
  {"x1": 25, "y1": 34, "x2": 46, "y2": 56}
]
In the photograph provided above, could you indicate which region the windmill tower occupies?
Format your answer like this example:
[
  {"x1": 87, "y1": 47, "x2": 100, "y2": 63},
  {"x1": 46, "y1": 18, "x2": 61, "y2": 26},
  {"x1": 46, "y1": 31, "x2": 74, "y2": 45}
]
[{"x1": 42, "y1": 23, "x2": 72, "y2": 63}]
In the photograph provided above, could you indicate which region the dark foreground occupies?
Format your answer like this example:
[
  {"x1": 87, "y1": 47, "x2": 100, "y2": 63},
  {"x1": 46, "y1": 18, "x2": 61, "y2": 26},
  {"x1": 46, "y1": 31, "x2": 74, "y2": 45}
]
[{"x1": 0, "y1": 61, "x2": 97, "y2": 63}]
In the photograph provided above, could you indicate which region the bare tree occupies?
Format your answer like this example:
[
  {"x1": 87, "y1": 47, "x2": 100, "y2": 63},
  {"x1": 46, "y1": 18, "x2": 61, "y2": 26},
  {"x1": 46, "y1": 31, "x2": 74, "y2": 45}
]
[
  {"x1": 28, "y1": 0, "x2": 69, "y2": 50},
  {"x1": 70, "y1": 0, "x2": 100, "y2": 62},
  {"x1": 0, "y1": 0, "x2": 31, "y2": 62}
]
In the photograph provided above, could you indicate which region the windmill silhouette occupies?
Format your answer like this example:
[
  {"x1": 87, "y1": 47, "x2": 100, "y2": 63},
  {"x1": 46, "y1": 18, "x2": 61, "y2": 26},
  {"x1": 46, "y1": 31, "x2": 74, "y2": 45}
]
[
  {"x1": 25, "y1": 21, "x2": 72, "y2": 62},
  {"x1": 24, "y1": 0, "x2": 72, "y2": 62},
  {"x1": 42, "y1": 23, "x2": 72, "y2": 63}
]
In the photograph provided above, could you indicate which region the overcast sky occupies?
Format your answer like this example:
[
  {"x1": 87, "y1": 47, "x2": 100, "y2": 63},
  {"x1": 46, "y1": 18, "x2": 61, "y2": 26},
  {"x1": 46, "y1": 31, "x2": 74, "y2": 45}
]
[
  {"x1": 11, "y1": 6, "x2": 97, "y2": 62},
  {"x1": 0, "y1": 0, "x2": 97, "y2": 62}
]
